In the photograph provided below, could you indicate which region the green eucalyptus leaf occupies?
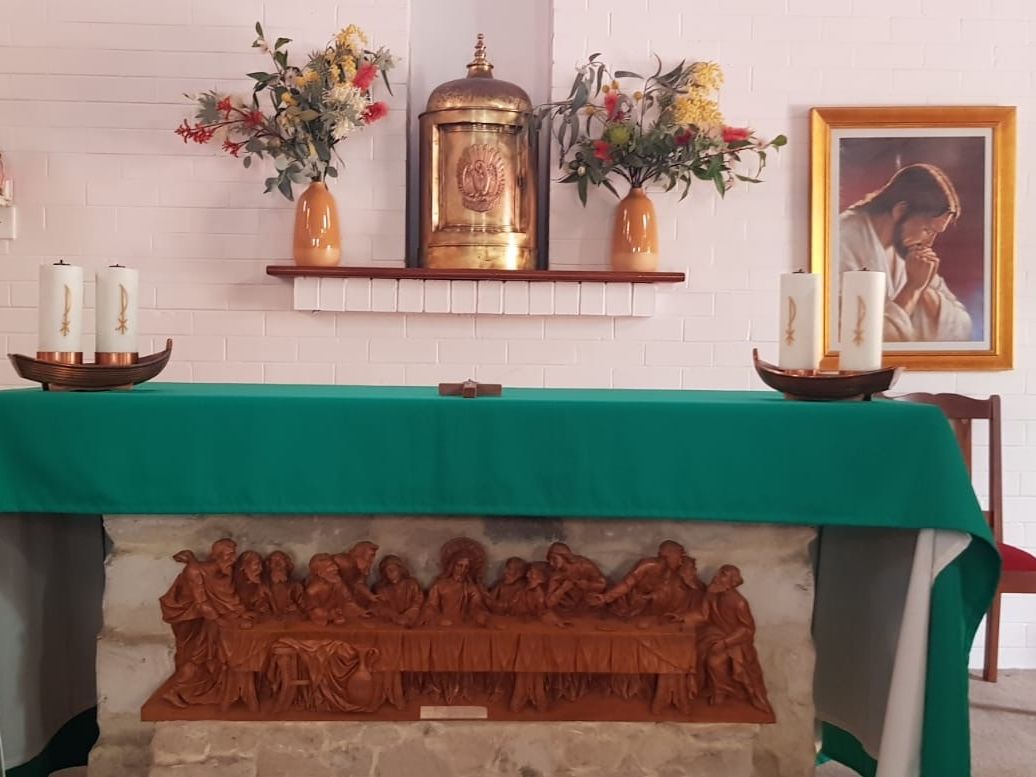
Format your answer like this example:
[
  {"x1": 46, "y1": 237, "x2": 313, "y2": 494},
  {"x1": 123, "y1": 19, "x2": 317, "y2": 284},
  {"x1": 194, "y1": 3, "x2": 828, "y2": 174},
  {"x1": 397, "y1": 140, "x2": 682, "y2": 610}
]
[
  {"x1": 577, "y1": 175, "x2": 588, "y2": 206},
  {"x1": 557, "y1": 118, "x2": 569, "y2": 156},
  {"x1": 274, "y1": 37, "x2": 291, "y2": 50},
  {"x1": 325, "y1": 166, "x2": 338, "y2": 178},
  {"x1": 247, "y1": 71, "x2": 271, "y2": 81},
  {"x1": 713, "y1": 171, "x2": 726, "y2": 196},
  {"x1": 278, "y1": 175, "x2": 294, "y2": 201},
  {"x1": 571, "y1": 81, "x2": 588, "y2": 112},
  {"x1": 772, "y1": 134, "x2": 788, "y2": 147},
  {"x1": 243, "y1": 156, "x2": 252, "y2": 168},
  {"x1": 255, "y1": 22, "x2": 263, "y2": 37},
  {"x1": 614, "y1": 70, "x2": 642, "y2": 79}
]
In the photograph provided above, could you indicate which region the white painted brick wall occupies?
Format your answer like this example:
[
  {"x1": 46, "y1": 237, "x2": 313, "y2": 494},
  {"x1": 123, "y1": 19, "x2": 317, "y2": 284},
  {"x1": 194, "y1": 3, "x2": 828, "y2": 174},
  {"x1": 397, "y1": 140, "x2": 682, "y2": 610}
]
[{"x1": 0, "y1": 0, "x2": 1034, "y2": 666}]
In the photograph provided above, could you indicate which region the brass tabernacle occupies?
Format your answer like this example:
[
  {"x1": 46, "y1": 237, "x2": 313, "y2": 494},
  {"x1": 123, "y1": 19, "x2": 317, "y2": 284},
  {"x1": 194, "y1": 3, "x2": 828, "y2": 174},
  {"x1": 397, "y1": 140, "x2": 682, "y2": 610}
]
[{"x1": 419, "y1": 34, "x2": 538, "y2": 270}]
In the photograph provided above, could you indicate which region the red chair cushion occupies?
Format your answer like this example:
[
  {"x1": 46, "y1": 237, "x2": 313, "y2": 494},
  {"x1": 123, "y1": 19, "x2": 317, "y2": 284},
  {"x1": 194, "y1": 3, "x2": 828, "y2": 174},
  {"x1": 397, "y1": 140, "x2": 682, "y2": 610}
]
[{"x1": 999, "y1": 542, "x2": 1036, "y2": 572}]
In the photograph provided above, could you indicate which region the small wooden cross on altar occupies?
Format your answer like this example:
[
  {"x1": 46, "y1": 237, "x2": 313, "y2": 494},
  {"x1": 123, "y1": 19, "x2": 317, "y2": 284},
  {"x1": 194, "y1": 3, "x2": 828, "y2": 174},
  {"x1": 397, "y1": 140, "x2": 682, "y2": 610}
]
[{"x1": 437, "y1": 379, "x2": 503, "y2": 398}]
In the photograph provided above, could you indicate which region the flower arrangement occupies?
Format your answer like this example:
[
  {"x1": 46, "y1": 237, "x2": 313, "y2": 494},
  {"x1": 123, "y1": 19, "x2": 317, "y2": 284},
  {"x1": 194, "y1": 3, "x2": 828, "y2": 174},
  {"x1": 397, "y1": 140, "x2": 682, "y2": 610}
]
[
  {"x1": 537, "y1": 55, "x2": 786, "y2": 204},
  {"x1": 174, "y1": 23, "x2": 395, "y2": 200}
]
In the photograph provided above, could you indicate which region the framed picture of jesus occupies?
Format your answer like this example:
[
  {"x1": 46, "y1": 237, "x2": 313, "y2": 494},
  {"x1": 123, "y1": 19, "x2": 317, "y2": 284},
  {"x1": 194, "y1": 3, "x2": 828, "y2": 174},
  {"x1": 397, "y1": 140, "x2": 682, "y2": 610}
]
[{"x1": 810, "y1": 106, "x2": 1016, "y2": 370}]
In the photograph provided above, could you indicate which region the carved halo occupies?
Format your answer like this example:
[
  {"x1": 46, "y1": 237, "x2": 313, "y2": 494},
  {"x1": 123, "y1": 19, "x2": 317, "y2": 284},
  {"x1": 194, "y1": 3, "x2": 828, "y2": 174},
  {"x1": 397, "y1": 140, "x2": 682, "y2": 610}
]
[{"x1": 439, "y1": 536, "x2": 487, "y2": 582}]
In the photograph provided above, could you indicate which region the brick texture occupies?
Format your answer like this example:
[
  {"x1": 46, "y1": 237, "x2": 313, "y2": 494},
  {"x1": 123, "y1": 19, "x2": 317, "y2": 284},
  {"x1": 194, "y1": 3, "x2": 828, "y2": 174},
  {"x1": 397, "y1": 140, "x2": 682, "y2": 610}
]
[{"x1": 0, "y1": 0, "x2": 1033, "y2": 666}]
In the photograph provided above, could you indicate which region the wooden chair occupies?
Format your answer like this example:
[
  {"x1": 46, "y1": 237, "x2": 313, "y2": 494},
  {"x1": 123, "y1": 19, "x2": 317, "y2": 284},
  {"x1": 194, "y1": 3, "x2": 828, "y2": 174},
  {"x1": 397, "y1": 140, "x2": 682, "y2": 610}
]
[{"x1": 895, "y1": 393, "x2": 1036, "y2": 682}]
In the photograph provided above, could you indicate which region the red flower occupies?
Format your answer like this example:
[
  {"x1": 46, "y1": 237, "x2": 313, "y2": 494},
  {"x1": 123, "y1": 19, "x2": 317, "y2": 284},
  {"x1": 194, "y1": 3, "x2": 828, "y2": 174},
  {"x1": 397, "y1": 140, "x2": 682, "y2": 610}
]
[
  {"x1": 674, "y1": 129, "x2": 693, "y2": 147},
  {"x1": 604, "y1": 91, "x2": 620, "y2": 121},
  {"x1": 593, "y1": 139, "x2": 612, "y2": 163},
  {"x1": 174, "y1": 120, "x2": 215, "y2": 144},
  {"x1": 222, "y1": 139, "x2": 244, "y2": 157},
  {"x1": 353, "y1": 63, "x2": 379, "y2": 91},
  {"x1": 722, "y1": 126, "x2": 752, "y2": 143},
  {"x1": 243, "y1": 110, "x2": 266, "y2": 129},
  {"x1": 216, "y1": 97, "x2": 233, "y2": 117},
  {"x1": 363, "y1": 101, "x2": 389, "y2": 123}
]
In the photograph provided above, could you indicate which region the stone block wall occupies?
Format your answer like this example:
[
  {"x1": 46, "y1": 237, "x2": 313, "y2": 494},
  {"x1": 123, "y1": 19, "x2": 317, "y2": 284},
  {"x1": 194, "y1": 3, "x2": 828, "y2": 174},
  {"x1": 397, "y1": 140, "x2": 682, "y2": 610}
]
[{"x1": 91, "y1": 515, "x2": 816, "y2": 777}]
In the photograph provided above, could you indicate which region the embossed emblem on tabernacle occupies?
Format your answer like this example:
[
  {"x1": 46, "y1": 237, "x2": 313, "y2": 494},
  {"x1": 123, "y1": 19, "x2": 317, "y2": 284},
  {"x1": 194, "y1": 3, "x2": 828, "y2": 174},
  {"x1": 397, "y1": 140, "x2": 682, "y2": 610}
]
[
  {"x1": 143, "y1": 537, "x2": 773, "y2": 723},
  {"x1": 456, "y1": 144, "x2": 506, "y2": 212}
]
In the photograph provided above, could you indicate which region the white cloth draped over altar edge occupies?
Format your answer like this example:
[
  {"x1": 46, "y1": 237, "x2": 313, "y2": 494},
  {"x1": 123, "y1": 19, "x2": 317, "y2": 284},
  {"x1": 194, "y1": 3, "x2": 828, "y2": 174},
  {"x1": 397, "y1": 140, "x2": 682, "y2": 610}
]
[
  {"x1": 814, "y1": 526, "x2": 971, "y2": 777},
  {"x1": 0, "y1": 514, "x2": 104, "y2": 768}
]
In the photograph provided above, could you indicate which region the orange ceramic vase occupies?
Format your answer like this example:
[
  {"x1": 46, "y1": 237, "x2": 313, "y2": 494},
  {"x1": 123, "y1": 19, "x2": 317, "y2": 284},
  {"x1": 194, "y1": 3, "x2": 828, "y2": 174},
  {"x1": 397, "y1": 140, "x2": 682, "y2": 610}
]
[
  {"x1": 610, "y1": 186, "x2": 659, "y2": 272},
  {"x1": 292, "y1": 181, "x2": 341, "y2": 267}
]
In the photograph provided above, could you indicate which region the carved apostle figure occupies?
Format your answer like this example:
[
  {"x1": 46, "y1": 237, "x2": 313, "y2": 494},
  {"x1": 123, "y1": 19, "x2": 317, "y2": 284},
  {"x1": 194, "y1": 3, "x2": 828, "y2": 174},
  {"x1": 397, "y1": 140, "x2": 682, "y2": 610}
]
[
  {"x1": 233, "y1": 550, "x2": 274, "y2": 617},
  {"x1": 592, "y1": 540, "x2": 705, "y2": 617},
  {"x1": 372, "y1": 554, "x2": 424, "y2": 627},
  {"x1": 332, "y1": 541, "x2": 381, "y2": 608},
  {"x1": 486, "y1": 557, "x2": 528, "y2": 615},
  {"x1": 699, "y1": 565, "x2": 771, "y2": 713},
  {"x1": 419, "y1": 538, "x2": 489, "y2": 627},
  {"x1": 544, "y1": 542, "x2": 607, "y2": 613},
  {"x1": 159, "y1": 538, "x2": 246, "y2": 707},
  {"x1": 264, "y1": 550, "x2": 303, "y2": 616},
  {"x1": 303, "y1": 553, "x2": 370, "y2": 626}
]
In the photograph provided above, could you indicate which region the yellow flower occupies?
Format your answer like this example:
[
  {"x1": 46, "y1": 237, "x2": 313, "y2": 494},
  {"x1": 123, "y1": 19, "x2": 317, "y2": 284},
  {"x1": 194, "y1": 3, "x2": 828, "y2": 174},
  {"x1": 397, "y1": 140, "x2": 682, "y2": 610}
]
[
  {"x1": 602, "y1": 84, "x2": 610, "y2": 94},
  {"x1": 296, "y1": 68, "x2": 319, "y2": 89},
  {"x1": 336, "y1": 24, "x2": 368, "y2": 55},
  {"x1": 691, "y1": 61, "x2": 724, "y2": 91},
  {"x1": 610, "y1": 79, "x2": 620, "y2": 90},
  {"x1": 633, "y1": 91, "x2": 643, "y2": 101},
  {"x1": 281, "y1": 92, "x2": 297, "y2": 107},
  {"x1": 340, "y1": 57, "x2": 357, "y2": 82},
  {"x1": 671, "y1": 91, "x2": 724, "y2": 127}
]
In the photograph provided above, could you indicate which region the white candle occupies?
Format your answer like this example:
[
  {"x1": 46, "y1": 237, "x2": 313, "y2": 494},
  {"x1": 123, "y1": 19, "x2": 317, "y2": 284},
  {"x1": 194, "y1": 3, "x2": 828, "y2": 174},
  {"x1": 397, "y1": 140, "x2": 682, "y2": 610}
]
[
  {"x1": 838, "y1": 270, "x2": 885, "y2": 372},
  {"x1": 778, "y1": 272, "x2": 822, "y2": 371},
  {"x1": 95, "y1": 265, "x2": 139, "y2": 354},
  {"x1": 38, "y1": 261, "x2": 84, "y2": 354}
]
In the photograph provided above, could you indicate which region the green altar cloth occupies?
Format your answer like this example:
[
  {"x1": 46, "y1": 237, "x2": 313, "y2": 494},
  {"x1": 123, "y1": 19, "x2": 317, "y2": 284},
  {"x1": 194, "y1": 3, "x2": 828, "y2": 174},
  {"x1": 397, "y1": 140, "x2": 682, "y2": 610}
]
[{"x1": 0, "y1": 384, "x2": 999, "y2": 777}]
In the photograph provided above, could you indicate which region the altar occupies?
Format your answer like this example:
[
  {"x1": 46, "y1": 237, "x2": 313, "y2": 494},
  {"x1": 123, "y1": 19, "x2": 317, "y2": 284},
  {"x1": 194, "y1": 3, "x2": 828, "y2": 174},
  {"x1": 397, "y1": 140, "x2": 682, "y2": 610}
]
[{"x1": 0, "y1": 384, "x2": 999, "y2": 777}]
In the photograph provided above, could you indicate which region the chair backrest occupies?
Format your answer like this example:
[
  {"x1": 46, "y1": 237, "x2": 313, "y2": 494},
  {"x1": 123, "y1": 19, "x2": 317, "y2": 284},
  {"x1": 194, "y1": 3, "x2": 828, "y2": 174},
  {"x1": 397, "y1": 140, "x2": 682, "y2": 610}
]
[{"x1": 894, "y1": 392, "x2": 1002, "y2": 544}]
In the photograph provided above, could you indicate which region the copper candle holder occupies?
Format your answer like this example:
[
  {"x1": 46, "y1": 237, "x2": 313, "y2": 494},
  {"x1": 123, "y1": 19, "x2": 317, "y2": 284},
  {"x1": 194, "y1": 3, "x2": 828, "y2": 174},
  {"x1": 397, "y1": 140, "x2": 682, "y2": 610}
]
[
  {"x1": 752, "y1": 348, "x2": 901, "y2": 401},
  {"x1": 95, "y1": 352, "x2": 140, "y2": 366},
  {"x1": 35, "y1": 351, "x2": 84, "y2": 365},
  {"x1": 11, "y1": 339, "x2": 172, "y2": 391}
]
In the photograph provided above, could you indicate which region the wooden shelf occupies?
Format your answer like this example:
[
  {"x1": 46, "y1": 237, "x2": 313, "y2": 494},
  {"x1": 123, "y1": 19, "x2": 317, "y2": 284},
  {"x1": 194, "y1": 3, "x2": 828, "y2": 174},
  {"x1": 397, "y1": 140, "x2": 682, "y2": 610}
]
[{"x1": 266, "y1": 265, "x2": 686, "y2": 284}]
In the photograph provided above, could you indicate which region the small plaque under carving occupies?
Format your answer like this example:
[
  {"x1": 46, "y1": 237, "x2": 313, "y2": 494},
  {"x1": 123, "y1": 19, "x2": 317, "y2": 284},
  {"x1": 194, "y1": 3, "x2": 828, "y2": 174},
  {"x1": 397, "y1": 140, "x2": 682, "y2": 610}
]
[{"x1": 420, "y1": 705, "x2": 489, "y2": 720}]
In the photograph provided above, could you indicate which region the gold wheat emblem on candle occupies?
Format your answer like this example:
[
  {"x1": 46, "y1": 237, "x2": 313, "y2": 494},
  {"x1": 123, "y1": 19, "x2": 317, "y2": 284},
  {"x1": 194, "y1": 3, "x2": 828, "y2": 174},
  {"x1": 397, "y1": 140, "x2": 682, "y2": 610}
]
[
  {"x1": 116, "y1": 283, "x2": 129, "y2": 334},
  {"x1": 784, "y1": 296, "x2": 797, "y2": 345},
  {"x1": 60, "y1": 284, "x2": 72, "y2": 336},
  {"x1": 852, "y1": 295, "x2": 866, "y2": 346}
]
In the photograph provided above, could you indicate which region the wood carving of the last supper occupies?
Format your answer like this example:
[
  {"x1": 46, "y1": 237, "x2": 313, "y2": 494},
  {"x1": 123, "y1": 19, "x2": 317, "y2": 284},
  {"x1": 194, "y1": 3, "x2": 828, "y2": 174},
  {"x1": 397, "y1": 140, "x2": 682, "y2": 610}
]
[{"x1": 142, "y1": 536, "x2": 773, "y2": 723}]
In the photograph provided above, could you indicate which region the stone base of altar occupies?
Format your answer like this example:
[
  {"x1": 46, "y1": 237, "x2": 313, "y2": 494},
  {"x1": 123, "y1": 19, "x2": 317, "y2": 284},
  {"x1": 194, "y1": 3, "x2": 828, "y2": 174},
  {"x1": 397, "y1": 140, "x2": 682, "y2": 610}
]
[
  {"x1": 148, "y1": 720, "x2": 762, "y2": 777},
  {"x1": 89, "y1": 515, "x2": 817, "y2": 777}
]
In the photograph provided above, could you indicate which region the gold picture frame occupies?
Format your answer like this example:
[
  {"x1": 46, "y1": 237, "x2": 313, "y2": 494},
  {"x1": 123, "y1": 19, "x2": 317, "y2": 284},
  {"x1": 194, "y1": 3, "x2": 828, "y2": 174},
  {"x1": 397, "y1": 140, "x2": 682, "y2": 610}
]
[{"x1": 810, "y1": 106, "x2": 1015, "y2": 370}]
